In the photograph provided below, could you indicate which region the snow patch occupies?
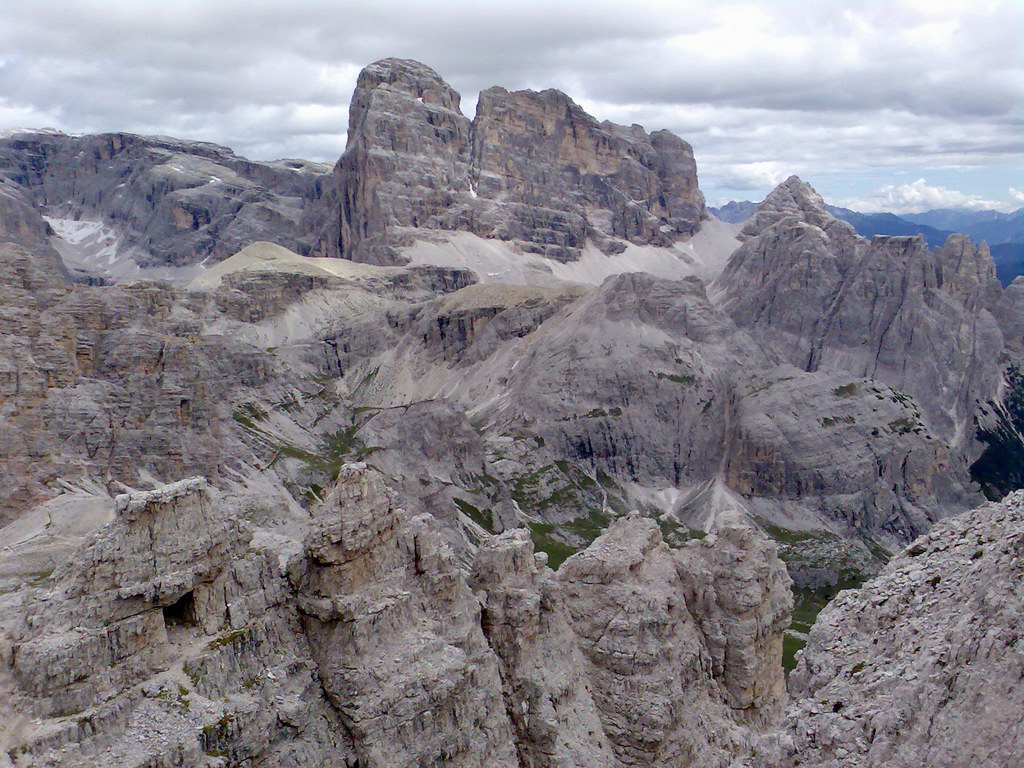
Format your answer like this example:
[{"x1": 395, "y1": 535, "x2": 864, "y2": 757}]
[{"x1": 44, "y1": 215, "x2": 204, "y2": 284}]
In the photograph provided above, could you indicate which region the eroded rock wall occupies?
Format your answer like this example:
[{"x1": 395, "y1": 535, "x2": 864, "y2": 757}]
[
  {"x1": 3, "y1": 466, "x2": 792, "y2": 768},
  {"x1": 0, "y1": 130, "x2": 329, "y2": 270},
  {"x1": 759, "y1": 492, "x2": 1024, "y2": 768},
  {"x1": 313, "y1": 58, "x2": 705, "y2": 265}
]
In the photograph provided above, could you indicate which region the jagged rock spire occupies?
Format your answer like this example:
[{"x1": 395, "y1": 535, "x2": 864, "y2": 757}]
[{"x1": 740, "y1": 175, "x2": 856, "y2": 245}]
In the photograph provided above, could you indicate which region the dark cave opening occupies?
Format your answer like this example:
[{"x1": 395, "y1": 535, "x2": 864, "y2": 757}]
[{"x1": 162, "y1": 590, "x2": 197, "y2": 628}]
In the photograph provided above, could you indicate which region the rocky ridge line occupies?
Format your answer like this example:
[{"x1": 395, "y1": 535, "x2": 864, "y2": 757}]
[
  {"x1": 757, "y1": 489, "x2": 1024, "y2": 768},
  {"x1": 3, "y1": 465, "x2": 791, "y2": 767}
]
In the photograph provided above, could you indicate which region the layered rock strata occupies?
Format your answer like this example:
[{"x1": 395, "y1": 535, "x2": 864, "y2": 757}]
[
  {"x1": 718, "y1": 176, "x2": 1004, "y2": 453},
  {"x1": 0, "y1": 130, "x2": 329, "y2": 273},
  {"x1": 324, "y1": 266, "x2": 977, "y2": 553},
  {"x1": 313, "y1": 58, "x2": 705, "y2": 265}
]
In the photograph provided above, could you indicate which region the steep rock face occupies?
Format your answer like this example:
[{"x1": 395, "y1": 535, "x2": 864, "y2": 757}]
[
  {"x1": 470, "y1": 86, "x2": 703, "y2": 260},
  {"x1": 0, "y1": 233, "x2": 485, "y2": 529},
  {"x1": 0, "y1": 242, "x2": 76, "y2": 519},
  {"x1": 738, "y1": 176, "x2": 858, "y2": 255},
  {"x1": 725, "y1": 369, "x2": 975, "y2": 543},
  {"x1": 760, "y1": 492, "x2": 1024, "y2": 768},
  {"x1": 556, "y1": 513, "x2": 791, "y2": 767},
  {"x1": 291, "y1": 465, "x2": 520, "y2": 768},
  {"x1": 319, "y1": 58, "x2": 474, "y2": 266},
  {"x1": 4, "y1": 477, "x2": 361, "y2": 768},
  {"x1": 0, "y1": 238, "x2": 375, "y2": 531},
  {"x1": 314, "y1": 58, "x2": 705, "y2": 265},
  {"x1": 677, "y1": 511, "x2": 793, "y2": 725},
  {"x1": 939, "y1": 232, "x2": 1002, "y2": 310},
  {"x1": 0, "y1": 130, "x2": 329, "y2": 273},
  {"x1": 0, "y1": 268, "x2": 276, "y2": 522},
  {"x1": 325, "y1": 269, "x2": 974, "y2": 554},
  {"x1": 468, "y1": 529, "x2": 616, "y2": 768},
  {"x1": 719, "y1": 176, "x2": 1004, "y2": 452},
  {"x1": 810, "y1": 234, "x2": 1002, "y2": 446},
  {"x1": 0, "y1": 175, "x2": 69, "y2": 283},
  {"x1": 12, "y1": 479, "x2": 249, "y2": 717},
  {"x1": 993, "y1": 274, "x2": 1024, "y2": 351}
]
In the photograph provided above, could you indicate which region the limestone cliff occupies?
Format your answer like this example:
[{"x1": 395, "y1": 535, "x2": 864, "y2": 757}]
[
  {"x1": 313, "y1": 58, "x2": 705, "y2": 265},
  {"x1": 0, "y1": 130, "x2": 329, "y2": 275},
  {"x1": 758, "y1": 491, "x2": 1024, "y2": 768},
  {"x1": 2, "y1": 466, "x2": 792, "y2": 767},
  {"x1": 718, "y1": 176, "x2": 1005, "y2": 455}
]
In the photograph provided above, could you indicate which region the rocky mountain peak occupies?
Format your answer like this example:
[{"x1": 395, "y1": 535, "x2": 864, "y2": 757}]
[
  {"x1": 313, "y1": 58, "x2": 706, "y2": 265},
  {"x1": 346, "y1": 58, "x2": 465, "y2": 154},
  {"x1": 939, "y1": 231, "x2": 1002, "y2": 310},
  {"x1": 720, "y1": 176, "x2": 1004, "y2": 453},
  {"x1": 354, "y1": 57, "x2": 463, "y2": 114},
  {"x1": 740, "y1": 175, "x2": 856, "y2": 247}
]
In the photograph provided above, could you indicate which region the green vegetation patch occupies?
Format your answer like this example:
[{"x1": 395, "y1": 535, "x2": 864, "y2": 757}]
[
  {"x1": 559, "y1": 406, "x2": 624, "y2": 421},
  {"x1": 655, "y1": 371, "x2": 697, "y2": 385},
  {"x1": 155, "y1": 683, "x2": 191, "y2": 714},
  {"x1": 887, "y1": 417, "x2": 918, "y2": 434},
  {"x1": 651, "y1": 513, "x2": 705, "y2": 548},
  {"x1": 782, "y1": 633, "x2": 806, "y2": 675},
  {"x1": 453, "y1": 497, "x2": 494, "y2": 533},
  {"x1": 761, "y1": 522, "x2": 884, "y2": 674},
  {"x1": 273, "y1": 391, "x2": 301, "y2": 412},
  {"x1": 832, "y1": 382, "x2": 858, "y2": 397},
  {"x1": 820, "y1": 414, "x2": 856, "y2": 428},
  {"x1": 231, "y1": 402, "x2": 269, "y2": 429},
  {"x1": 526, "y1": 520, "x2": 585, "y2": 570},
  {"x1": 207, "y1": 627, "x2": 247, "y2": 650},
  {"x1": 233, "y1": 409, "x2": 381, "y2": 484}
]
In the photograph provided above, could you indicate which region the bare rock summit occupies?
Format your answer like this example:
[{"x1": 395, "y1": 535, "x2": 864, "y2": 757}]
[{"x1": 312, "y1": 58, "x2": 706, "y2": 265}]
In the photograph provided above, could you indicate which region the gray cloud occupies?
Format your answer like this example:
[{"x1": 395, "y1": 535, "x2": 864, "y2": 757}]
[{"x1": 0, "y1": 0, "x2": 1020, "y2": 205}]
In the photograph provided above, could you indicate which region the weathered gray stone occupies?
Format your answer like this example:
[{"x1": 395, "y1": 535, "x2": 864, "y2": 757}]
[
  {"x1": 0, "y1": 130, "x2": 330, "y2": 273},
  {"x1": 469, "y1": 528, "x2": 616, "y2": 768},
  {"x1": 759, "y1": 492, "x2": 1024, "y2": 768},
  {"x1": 291, "y1": 465, "x2": 520, "y2": 768},
  {"x1": 719, "y1": 176, "x2": 1005, "y2": 454},
  {"x1": 312, "y1": 58, "x2": 705, "y2": 265},
  {"x1": 556, "y1": 512, "x2": 789, "y2": 767}
]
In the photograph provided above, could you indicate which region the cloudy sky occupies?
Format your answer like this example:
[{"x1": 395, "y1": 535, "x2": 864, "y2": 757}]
[{"x1": 1, "y1": 0, "x2": 1021, "y2": 212}]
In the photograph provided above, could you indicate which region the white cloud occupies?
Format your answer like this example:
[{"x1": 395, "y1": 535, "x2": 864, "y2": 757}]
[
  {"x1": 1010, "y1": 187, "x2": 1024, "y2": 204},
  {"x1": 714, "y1": 162, "x2": 790, "y2": 192},
  {"x1": 0, "y1": 98, "x2": 64, "y2": 132},
  {"x1": 0, "y1": 0, "x2": 1018, "y2": 203},
  {"x1": 840, "y1": 179, "x2": 1017, "y2": 214}
]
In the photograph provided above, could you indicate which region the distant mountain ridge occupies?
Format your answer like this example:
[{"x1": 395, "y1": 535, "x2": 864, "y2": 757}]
[
  {"x1": 904, "y1": 208, "x2": 1024, "y2": 243},
  {"x1": 824, "y1": 205, "x2": 955, "y2": 248},
  {"x1": 707, "y1": 199, "x2": 757, "y2": 223},
  {"x1": 711, "y1": 199, "x2": 1024, "y2": 286}
]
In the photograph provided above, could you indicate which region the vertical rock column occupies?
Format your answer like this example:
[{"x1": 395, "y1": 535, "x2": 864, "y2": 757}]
[
  {"x1": 291, "y1": 463, "x2": 519, "y2": 768},
  {"x1": 555, "y1": 513, "x2": 791, "y2": 767},
  {"x1": 469, "y1": 529, "x2": 616, "y2": 768}
]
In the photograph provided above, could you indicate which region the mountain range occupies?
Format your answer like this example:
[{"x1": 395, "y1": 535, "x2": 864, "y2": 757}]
[
  {"x1": 710, "y1": 200, "x2": 1024, "y2": 286},
  {"x1": 0, "y1": 58, "x2": 1021, "y2": 767}
]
